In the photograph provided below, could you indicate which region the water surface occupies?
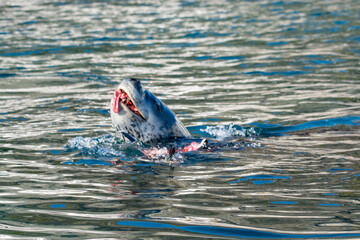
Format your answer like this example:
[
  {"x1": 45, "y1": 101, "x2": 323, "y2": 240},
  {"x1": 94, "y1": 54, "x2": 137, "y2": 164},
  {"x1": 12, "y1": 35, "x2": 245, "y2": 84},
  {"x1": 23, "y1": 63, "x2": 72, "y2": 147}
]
[{"x1": 1, "y1": 0, "x2": 360, "y2": 239}]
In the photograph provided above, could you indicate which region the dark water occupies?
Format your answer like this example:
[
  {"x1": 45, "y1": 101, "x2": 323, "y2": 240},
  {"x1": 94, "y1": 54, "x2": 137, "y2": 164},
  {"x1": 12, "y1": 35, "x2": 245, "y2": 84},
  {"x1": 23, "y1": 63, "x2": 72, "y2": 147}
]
[{"x1": 1, "y1": 0, "x2": 360, "y2": 239}]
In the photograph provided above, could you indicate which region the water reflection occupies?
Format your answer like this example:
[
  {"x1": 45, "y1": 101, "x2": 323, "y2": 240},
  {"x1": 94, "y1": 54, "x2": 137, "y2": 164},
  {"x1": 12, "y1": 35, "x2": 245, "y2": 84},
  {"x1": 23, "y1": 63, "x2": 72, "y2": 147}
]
[{"x1": 1, "y1": 0, "x2": 360, "y2": 238}]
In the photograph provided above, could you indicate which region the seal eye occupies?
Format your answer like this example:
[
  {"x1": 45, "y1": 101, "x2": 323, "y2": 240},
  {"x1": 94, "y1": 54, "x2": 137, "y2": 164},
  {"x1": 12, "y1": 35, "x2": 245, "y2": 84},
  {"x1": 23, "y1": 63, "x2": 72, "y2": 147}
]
[{"x1": 154, "y1": 100, "x2": 163, "y2": 112}]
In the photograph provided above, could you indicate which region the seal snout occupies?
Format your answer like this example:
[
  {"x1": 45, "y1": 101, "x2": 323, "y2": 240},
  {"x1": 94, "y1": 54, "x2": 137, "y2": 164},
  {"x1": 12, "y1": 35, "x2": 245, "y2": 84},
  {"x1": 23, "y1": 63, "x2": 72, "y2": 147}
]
[
  {"x1": 125, "y1": 78, "x2": 141, "y2": 88},
  {"x1": 129, "y1": 78, "x2": 139, "y2": 82}
]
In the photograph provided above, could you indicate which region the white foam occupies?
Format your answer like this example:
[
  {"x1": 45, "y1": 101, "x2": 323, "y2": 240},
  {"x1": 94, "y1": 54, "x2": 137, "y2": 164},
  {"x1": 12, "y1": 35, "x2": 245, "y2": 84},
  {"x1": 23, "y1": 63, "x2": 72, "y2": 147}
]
[
  {"x1": 66, "y1": 134, "x2": 125, "y2": 158},
  {"x1": 201, "y1": 124, "x2": 258, "y2": 140}
]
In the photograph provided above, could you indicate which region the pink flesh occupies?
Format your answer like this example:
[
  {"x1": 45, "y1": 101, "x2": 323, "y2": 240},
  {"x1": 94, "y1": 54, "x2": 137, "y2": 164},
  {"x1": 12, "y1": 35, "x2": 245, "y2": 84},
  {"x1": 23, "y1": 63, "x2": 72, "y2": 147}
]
[
  {"x1": 113, "y1": 89, "x2": 142, "y2": 118},
  {"x1": 181, "y1": 141, "x2": 202, "y2": 152},
  {"x1": 142, "y1": 141, "x2": 203, "y2": 159}
]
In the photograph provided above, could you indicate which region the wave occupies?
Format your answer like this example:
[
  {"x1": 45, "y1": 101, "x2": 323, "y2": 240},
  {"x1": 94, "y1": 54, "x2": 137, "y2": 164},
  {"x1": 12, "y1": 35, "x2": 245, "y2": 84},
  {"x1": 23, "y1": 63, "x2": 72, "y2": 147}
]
[
  {"x1": 60, "y1": 116, "x2": 359, "y2": 165},
  {"x1": 195, "y1": 116, "x2": 360, "y2": 139},
  {"x1": 117, "y1": 220, "x2": 360, "y2": 239},
  {"x1": 252, "y1": 116, "x2": 360, "y2": 137}
]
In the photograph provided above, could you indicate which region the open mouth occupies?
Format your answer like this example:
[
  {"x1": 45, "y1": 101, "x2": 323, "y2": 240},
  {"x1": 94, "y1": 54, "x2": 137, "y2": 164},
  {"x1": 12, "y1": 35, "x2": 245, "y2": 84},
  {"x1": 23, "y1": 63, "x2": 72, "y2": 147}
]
[{"x1": 113, "y1": 89, "x2": 146, "y2": 120}]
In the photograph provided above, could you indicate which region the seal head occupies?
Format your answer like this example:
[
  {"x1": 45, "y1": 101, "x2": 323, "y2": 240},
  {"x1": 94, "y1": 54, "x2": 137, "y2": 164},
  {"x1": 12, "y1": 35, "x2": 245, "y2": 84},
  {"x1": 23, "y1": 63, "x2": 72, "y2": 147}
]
[{"x1": 110, "y1": 78, "x2": 191, "y2": 143}]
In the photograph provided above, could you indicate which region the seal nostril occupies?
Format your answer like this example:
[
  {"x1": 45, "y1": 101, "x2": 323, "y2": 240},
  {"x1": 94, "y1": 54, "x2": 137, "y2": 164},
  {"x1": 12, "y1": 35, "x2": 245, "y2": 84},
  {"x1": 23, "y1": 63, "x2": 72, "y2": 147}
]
[
  {"x1": 128, "y1": 78, "x2": 142, "y2": 89},
  {"x1": 124, "y1": 78, "x2": 140, "y2": 84}
]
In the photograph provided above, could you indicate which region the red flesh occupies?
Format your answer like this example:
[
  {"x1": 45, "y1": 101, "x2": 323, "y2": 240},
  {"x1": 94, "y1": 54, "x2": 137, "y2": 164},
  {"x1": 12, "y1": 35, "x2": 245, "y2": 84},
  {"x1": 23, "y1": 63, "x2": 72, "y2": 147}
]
[
  {"x1": 113, "y1": 89, "x2": 143, "y2": 118},
  {"x1": 141, "y1": 141, "x2": 204, "y2": 159}
]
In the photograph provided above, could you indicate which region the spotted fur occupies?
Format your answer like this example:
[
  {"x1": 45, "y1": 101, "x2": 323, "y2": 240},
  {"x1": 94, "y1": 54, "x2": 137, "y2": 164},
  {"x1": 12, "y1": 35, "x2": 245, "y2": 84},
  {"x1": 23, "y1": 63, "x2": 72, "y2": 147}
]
[{"x1": 110, "y1": 79, "x2": 191, "y2": 143}]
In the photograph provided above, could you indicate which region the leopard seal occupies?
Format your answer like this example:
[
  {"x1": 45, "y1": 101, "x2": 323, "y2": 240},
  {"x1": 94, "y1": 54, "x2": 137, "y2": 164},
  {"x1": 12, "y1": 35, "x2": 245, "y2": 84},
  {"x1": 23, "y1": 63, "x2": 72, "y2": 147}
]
[{"x1": 110, "y1": 78, "x2": 191, "y2": 143}]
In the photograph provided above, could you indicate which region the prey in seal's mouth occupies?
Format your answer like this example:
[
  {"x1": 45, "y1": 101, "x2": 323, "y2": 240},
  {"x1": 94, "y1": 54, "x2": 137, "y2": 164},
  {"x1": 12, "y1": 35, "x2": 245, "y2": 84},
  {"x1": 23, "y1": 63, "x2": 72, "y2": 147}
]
[{"x1": 113, "y1": 89, "x2": 146, "y2": 120}]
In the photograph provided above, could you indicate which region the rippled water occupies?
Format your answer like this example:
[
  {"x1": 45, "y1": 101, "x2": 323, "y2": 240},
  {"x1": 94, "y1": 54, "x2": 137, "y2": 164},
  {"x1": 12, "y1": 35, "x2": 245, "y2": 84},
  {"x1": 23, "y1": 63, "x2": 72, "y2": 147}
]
[{"x1": 1, "y1": 0, "x2": 360, "y2": 239}]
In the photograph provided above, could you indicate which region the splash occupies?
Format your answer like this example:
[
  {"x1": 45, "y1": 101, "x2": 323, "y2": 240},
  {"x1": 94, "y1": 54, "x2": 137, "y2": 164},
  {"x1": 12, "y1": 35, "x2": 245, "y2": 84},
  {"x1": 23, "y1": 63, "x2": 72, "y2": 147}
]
[
  {"x1": 65, "y1": 134, "x2": 127, "y2": 158},
  {"x1": 200, "y1": 123, "x2": 259, "y2": 140},
  {"x1": 63, "y1": 135, "x2": 208, "y2": 166}
]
